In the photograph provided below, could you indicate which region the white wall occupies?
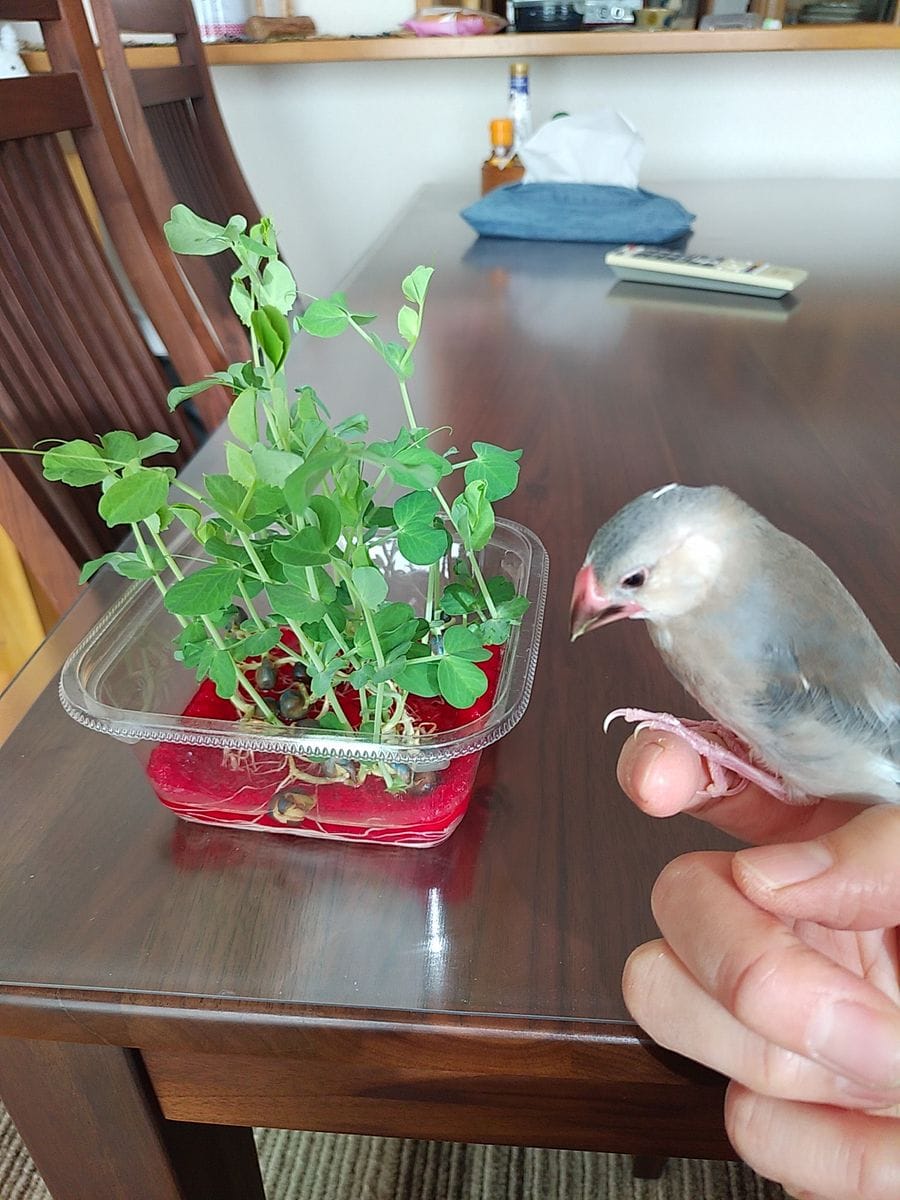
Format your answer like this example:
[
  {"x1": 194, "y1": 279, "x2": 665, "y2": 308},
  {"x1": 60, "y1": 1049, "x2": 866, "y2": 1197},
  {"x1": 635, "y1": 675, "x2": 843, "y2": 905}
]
[{"x1": 212, "y1": 49, "x2": 900, "y2": 292}]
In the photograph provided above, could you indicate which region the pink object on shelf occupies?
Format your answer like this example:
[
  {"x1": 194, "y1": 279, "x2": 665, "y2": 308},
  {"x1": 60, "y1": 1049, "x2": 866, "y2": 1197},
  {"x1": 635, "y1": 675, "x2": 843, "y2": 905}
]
[{"x1": 403, "y1": 7, "x2": 507, "y2": 35}]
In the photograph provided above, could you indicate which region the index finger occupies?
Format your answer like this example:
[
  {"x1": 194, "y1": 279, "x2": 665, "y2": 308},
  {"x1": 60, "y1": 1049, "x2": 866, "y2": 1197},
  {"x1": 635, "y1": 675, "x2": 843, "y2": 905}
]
[{"x1": 616, "y1": 727, "x2": 861, "y2": 845}]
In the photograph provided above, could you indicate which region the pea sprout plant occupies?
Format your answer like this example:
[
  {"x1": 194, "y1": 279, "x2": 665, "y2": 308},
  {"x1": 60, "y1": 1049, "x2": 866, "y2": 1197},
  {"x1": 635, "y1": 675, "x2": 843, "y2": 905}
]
[{"x1": 38, "y1": 206, "x2": 528, "y2": 793}]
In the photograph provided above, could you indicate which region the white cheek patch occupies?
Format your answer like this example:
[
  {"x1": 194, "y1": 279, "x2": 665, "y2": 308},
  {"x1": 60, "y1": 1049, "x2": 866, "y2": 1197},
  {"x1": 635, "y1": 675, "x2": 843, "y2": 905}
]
[{"x1": 649, "y1": 533, "x2": 724, "y2": 618}]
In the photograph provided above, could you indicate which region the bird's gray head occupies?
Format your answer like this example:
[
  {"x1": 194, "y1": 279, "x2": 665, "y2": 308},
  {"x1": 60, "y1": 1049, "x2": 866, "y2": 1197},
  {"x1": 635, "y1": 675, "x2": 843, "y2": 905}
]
[{"x1": 570, "y1": 484, "x2": 751, "y2": 638}]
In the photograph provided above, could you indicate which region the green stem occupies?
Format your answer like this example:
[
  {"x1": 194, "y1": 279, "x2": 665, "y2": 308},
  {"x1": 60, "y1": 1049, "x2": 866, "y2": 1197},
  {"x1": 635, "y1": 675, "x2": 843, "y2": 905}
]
[
  {"x1": 236, "y1": 530, "x2": 353, "y2": 731},
  {"x1": 425, "y1": 561, "x2": 438, "y2": 624},
  {"x1": 173, "y1": 481, "x2": 205, "y2": 503},
  {"x1": 430, "y1": 490, "x2": 498, "y2": 619},
  {"x1": 237, "y1": 578, "x2": 266, "y2": 630},
  {"x1": 398, "y1": 379, "x2": 417, "y2": 432},
  {"x1": 131, "y1": 524, "x2": 185, "y2": 625},
  {"x1": 145, "y1": 524, "x2": 277, "y2": 722}
]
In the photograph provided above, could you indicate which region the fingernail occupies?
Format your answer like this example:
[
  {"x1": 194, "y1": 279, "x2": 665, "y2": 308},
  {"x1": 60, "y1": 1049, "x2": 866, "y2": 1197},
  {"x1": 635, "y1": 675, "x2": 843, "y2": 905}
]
[
  {"x1": 735, "y1": 841, "x2": 833, "y2": 889},
  {"x1": 618, "y1": 738, "x2": 664, "y2": 794},
  {"x1": 635, "y1": 741, "x2": 667, "y2": 791},
  {"x1": 809, "y1": 1001, "x2": 900, "y2": 1092}
]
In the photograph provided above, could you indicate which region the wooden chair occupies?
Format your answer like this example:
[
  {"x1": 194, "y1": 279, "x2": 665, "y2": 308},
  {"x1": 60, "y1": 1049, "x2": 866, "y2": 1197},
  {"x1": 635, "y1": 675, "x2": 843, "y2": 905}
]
[
  {"x1": 0, "y1": 0, "x2": 229, "y2": 618},
  {"x1": 88, "y1": 0, "x2": 262, "y2": 362}
]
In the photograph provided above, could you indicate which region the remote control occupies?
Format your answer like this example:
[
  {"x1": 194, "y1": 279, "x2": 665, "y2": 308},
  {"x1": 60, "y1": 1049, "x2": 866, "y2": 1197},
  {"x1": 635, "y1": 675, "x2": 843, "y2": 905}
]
[{"x1": 604, "y1": 245, "x2": 809, "y2": 299}]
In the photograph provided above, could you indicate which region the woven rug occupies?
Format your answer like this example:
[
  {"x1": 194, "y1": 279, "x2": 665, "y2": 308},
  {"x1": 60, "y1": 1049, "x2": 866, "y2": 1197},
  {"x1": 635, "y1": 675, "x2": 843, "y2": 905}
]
[{"x1": 1, "y1": 1100, "x2": 788, "y2": 1200}]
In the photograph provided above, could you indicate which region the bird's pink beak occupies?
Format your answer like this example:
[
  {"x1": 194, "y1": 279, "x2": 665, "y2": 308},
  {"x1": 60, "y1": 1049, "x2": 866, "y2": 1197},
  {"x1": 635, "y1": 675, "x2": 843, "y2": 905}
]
[{"x1": 569, "y1": 564, "x2": 642, "y2": 641}]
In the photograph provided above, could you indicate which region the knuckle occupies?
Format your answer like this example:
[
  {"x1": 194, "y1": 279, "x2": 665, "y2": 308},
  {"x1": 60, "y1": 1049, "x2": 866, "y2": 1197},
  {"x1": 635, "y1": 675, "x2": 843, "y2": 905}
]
[{"x1": 716, "y1": 934, "x2": 800, "y2": 1025}]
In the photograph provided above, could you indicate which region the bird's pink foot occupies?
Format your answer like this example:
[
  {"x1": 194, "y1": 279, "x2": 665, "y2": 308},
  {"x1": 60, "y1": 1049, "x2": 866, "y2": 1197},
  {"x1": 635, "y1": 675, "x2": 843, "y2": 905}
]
[{"x1": 604, "y1": 708, "x2": 792, "y2": 802}]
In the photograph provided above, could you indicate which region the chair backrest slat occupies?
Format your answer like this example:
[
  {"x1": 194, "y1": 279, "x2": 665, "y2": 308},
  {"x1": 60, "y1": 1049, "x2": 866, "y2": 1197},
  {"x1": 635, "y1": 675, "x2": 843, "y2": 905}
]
[
  {"x1": 0, "y1": 75, "x2": 90, "y2": 139},
  {"x1": 132, "y1": 64, "x2": 203, "y2": 106},
  {"x1": 0, "y1": 0, "x2": 60, "y2": 17},
  {"x1": 89, "y1": 0, "x2": 265, "y2": 363},
  {"x1": 103, "y1": 0, "x2": 188, "y2": 34},
  {"x1": 0, "y1": 0, "x2": 234, "y2": 616}
]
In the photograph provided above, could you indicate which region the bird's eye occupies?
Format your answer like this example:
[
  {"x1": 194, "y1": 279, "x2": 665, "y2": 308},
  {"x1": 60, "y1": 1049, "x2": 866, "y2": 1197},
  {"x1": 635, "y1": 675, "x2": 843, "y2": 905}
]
[{"x1": 621, "y1": 570, "x2": 646, "y2": 589}]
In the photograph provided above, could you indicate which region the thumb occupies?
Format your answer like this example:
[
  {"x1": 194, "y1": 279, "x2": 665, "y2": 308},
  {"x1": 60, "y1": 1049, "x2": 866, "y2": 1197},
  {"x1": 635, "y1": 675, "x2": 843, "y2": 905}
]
[{"x1": 732, "y1": 803, "x2": 900, "y2": 932}]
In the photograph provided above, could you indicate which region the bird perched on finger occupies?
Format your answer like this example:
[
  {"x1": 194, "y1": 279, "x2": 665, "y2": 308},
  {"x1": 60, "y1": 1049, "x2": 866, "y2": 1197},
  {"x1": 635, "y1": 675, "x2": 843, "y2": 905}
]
[{"x1": 570, "y1": 483, "x2": 899, "y2": 806}]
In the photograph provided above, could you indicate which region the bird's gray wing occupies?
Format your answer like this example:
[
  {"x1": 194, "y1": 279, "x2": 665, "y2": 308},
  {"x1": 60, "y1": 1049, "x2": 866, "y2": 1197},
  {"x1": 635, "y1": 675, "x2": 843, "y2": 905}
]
[{"x1": 752, "y1": 532, "x2": 899, "y2": 800}]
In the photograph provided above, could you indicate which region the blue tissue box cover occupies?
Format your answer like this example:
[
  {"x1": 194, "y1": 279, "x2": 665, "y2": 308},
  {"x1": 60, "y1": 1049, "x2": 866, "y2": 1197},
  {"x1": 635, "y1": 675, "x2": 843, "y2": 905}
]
[{"x1": 461, "y1": 183, "x2": 694, "y2": 244}]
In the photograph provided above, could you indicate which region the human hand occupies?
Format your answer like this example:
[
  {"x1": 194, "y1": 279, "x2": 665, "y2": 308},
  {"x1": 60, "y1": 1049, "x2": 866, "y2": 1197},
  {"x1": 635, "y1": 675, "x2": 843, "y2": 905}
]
[{"x1": 617, "y1": 728, "x2": 900, "y2": 1200}]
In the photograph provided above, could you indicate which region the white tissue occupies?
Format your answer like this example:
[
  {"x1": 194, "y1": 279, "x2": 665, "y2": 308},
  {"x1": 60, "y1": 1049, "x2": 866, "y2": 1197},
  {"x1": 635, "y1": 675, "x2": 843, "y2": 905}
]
[{"x1": 519, "y1": 109, "x2": 645, "y2": 189}]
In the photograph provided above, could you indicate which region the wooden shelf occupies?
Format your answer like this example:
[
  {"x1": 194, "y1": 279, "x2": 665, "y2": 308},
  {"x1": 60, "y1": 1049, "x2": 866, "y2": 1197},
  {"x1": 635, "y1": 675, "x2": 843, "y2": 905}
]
[{"x1": 22, "y1": 23, "x2": 900, "y2": 70}]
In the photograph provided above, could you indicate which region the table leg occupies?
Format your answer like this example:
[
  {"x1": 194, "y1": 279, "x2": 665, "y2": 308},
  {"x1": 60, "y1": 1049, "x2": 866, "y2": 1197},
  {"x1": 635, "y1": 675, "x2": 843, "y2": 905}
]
[{"x1": 0, "y1": 1038, "x2": 265, "y2": 1200}]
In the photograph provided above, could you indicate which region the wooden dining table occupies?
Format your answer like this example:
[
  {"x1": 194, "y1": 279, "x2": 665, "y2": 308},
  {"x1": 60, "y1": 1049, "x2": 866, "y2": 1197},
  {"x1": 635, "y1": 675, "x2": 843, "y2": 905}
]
[{"x1": 0, "y1": 179, "x2": 897, "y2": 1199}]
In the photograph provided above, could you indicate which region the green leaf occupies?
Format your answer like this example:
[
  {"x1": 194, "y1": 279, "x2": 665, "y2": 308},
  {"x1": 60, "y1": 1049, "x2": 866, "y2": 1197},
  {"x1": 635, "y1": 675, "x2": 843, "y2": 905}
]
[
  {"x1": 308, "y1": 494, "x2": 342, "y2": 549},
  {"x1": 229, "y1": 277, "x2": 253, "y2": 325},
  {"x1": 78, "y1": 550, "x2": 161, "y2": 584},
  {"x1": 283, "y1": 445, "x2": 347, "y2": 512},
  {"x1": 296, "y1": 299, "x2": 349, "y2": 339},
  {"x1": 438, "y1": 581, "x2": 480, "y2": 616},
  {"x1": 496, "y1": 595, "x2": 530, "y2": 623},
  {"x1": 351, "y1": 566, "x2": 388, "y2": 609},
  {"x1": 237, "y1": 231, "x2": 274, "y2": 259},
  {"x1": 437, "y1": 657, "x2": 488, "y2": 709},
  {"x1": 260, "y1": 259, "x2": 297, "y2": 314},
  {"x1": 396, "y1": 656, "x2": 441, "y2": 698},
  {"x1": 204, "y1": 473, "x2": 247, "y2": 520},
  {"x1": 226, "y1": 442, "x2": 257, "y2": 488},
  {"x1": 364, "y1": 504, "x2": 393, "y2": 529},
  {"x1": 363, "y1": 431, "x2": 451, "y2": 491},
  {"x1": 464, "y1": 442, "x2": 522, "y2": 502},
  {"x1": 368, "y1": 334, "x2": 412, "y2": 380},
  {"x1": 486, "y1": 575, "x2": 516, "y2": 604},
  {"x1": 472, "y1": 618, "x2": 512, "y2": 645},
  {"x1": 170, "y1": 504, "x2": 206, "y2": 539},
  {"x1": 398, "y1": 523, "x2": 449, "y2": 566},
  {"x1": 227, "y1": 388, "x2": 258, "y2": 445},
  {"x1": 42, "y1": 440, "x2": 111, "y2": 487},
  {"x1": 235, "y1": 627, "x2": 282, "y2": 659},
  {"x1": 164, "y1": 205, "x2": 233, "y2": 256},
  {"x1": 135, "y1": 433, "x2": 180, "y2": 461},
  {"x1": 317, "y1": 711, "x2": 344, "y2": 731},
  {"x1": 392, "y1": 490, "x2": 450, "y2": 565},
  {"x1": 250, "y1": 445, "x2": 304, "y2": 487},
  {"x1": 270, "y1": 527, "x2": 332, "y2": 567},
  {"x1": 450, "y1": 479, "x2": 494, "y2": 552},
  {"x1": 97, "y1": 468, "x2": 170, "y2": 526},
  {"x1": 167, "y1": 375, "x2": 230, "y2": 412},
  {"x1": 208, "y1": 648, "x2": 238, "y2": 699},
  {"x1": 401, "y1": 266, "x2": 434, "y2": 306},
  {"x1": 353, "y1": 602, "x2": 417, "y2": 658},
  {"x1": 397, "y1": 304, "x2": 418, "y2": 344},
  {"x1": 442, "y1": 623, "x2": 492, "y2": 662},
  {"x1": 265, "y1": 582, "x2": 326, "y2": 624},
  {"x1": 333, "y1": 412, "x2": 369, "y2": 438},
  {"x1": 372, "y1": 603, "x2": 418, "y2": 653},
  {"x1": 99, "y1": 431, "x2": 139, "y2": 464},
  {"x1": 250, "y1": 306, "x2": 289, "y2": 370},
  {"x1": 248, "y1": 484, "x2": 284, "y2": 518},
  {"x1": 165, "y1": 565, "x2": 240, "y2": 617},
  {"x1": 280, "y1": 564, "x2": 337, "y2": 603}
]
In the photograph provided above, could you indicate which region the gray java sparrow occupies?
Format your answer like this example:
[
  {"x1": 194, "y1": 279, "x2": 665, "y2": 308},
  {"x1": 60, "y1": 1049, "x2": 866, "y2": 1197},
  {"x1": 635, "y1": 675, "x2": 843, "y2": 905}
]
[{"x1": 570, "y1": 484, "x2": 899, "y2": 806}]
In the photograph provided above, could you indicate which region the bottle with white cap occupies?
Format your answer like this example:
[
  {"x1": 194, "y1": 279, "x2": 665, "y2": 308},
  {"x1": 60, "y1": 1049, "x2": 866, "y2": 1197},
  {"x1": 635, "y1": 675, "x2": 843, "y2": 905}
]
[{"x1": 507, "y1": 62, "x2": 532, "y2": 155}]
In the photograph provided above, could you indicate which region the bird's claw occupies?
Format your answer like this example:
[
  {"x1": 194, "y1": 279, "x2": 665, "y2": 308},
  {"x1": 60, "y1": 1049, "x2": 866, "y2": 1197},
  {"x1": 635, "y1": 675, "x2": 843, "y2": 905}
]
[{"x1": 604, "y1": 708, "x2": 792, "y2": 802}]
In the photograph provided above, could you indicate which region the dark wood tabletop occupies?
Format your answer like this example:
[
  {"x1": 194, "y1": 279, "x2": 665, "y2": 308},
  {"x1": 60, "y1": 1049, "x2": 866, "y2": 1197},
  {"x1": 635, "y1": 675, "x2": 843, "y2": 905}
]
[{"x1": 0, "y1": 179, "x2": 897, "y2": 1199}]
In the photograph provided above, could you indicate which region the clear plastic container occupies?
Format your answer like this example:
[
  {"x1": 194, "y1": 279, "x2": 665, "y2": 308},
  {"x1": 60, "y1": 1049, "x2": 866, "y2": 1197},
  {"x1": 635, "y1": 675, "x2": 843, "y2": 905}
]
[{"x1": 59, "y1": 519, "x2": 548, "y2": 847}]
